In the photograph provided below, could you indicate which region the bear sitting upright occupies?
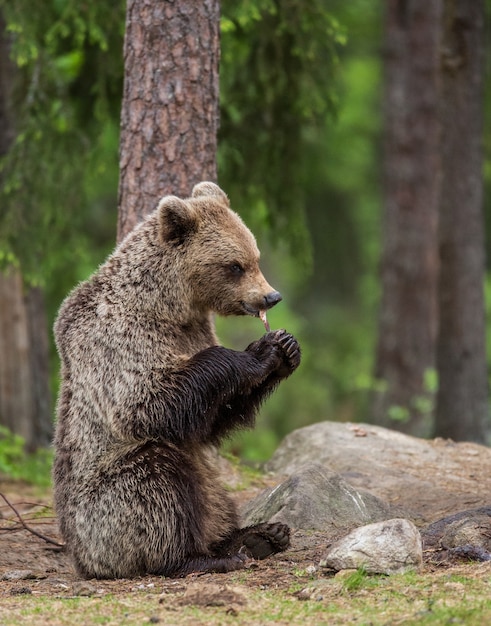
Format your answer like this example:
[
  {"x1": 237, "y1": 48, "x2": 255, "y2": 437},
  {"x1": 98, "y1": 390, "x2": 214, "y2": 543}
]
[{"x1": 53, "y1": 182, "x2": 301, "y2": 579}]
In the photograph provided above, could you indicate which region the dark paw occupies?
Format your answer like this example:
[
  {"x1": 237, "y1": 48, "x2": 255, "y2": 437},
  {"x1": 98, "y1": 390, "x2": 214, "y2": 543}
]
[
  {"x1": 276, "y1": 330, "x2": 301, "y2": 372},
  {"x1": 245, "y1": 331, "x2": 300, "y2": 382},
  {"x1": 172, "y1": 552, "x2": 248, "y2": 577},
  {"x1": 219, "y1": 552, "x2": 249, "y2": 572},
  {"x1": 241, "y1": 522, "x2": 291, "y2": 560},
  {"x1": 245, "y1": 333, "x2": 284, "y2": 378},
  {"x1": 266, "y1": 330, "x2": 301, "y2": 378}
]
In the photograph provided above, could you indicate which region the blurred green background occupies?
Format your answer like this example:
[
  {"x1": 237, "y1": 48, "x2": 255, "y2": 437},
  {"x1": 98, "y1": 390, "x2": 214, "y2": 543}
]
[{"x1": 1, "y1": 0, "x2": 490, "y2": 468}]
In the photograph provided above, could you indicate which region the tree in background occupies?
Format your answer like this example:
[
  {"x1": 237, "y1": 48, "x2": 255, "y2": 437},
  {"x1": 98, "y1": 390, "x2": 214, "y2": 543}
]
[
  {"x1": 219, "y1": 0, "x2": 342, "y2": 254},
  {"x1": 0, "y1": 0, "x2": 124, "y2": 448},
  {"x1": 117, "y1": 0, "x2": 220, "y2": 241},
  {"x1": 372, "y1": 0, "x2": 441, "y2": 436},
  {"x1": 373, "y1": 0, "x2": 489, "y2": 442},
  {"x1": 217, "y1": 0, "x2": 347, "y2": 455},
  {"x1": 0, "y1": 1, "x2": 124, "y2": 279},
  {"x1": 435, "y1": 0, "x2": 488, "y2": 442},
  {"x1": 0, "y1": 12, "x2": 52, "y2": 449}
]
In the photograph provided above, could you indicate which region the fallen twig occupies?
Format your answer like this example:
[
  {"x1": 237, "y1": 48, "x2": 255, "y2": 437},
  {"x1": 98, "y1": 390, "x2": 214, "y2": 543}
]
[{"x1": 0, "y1": 492, "x2": 64, "y2": 549}]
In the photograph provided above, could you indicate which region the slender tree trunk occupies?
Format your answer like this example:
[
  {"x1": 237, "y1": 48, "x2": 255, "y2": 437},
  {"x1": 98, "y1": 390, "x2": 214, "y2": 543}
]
[
  {"x1": 117, "y1": 0, "x2": 220, "y2": 241},
  {"x1": 0, "y1": 270, "x2": 52, "y2": 450},
  {"x1": 434, "y1": 0, "x2": 488, "y2": 442},
  {"x1": 0, "y1": 13, "x2": 52, "y2": 450},
  {"x1": 372, "y1": 0, "x2": 442, "y2": 436}
]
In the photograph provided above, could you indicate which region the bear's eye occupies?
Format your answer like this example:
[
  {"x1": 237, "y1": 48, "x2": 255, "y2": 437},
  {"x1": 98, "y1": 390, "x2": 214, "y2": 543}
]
[{"x1": 229, "y1": 263, "x2": 245, "y2": 276}]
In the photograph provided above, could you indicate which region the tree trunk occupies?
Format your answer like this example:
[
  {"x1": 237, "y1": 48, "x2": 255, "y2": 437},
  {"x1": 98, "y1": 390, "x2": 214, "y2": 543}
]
[
  {"x1": 434, "y1": 0, "x2": 488, "y2": 442},
  {"x1": 117, "y1": 0, "x2": 220, "y2": 241},
  {"x1": 0, "y1": 13, "x2": 52, "y2": 450},
  {"x1": 372, "y1": 0, "x2": 442, "y2": 436},
  {"x1": 0, "y1": 269, "x2": 53, "y2": 450}
]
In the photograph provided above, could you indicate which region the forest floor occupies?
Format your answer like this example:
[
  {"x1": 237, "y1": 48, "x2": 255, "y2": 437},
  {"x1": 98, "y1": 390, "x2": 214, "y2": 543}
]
[{"x1": 1, "y1": 459, "x2": 491, "y2": 626}]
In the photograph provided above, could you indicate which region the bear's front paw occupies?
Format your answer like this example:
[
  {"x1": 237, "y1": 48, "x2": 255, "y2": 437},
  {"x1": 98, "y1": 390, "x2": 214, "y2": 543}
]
[
  {"x1": 245, "y1": 333, "x2": 285, "y2": 378},
  {"x1": 269, "y1": 329, "x2": 301, "y2": 378}
]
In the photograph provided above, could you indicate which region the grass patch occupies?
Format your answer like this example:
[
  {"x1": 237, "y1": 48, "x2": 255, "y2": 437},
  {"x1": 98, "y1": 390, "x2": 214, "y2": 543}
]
[
  {"x1": 0, "y1": 426, "x2": 53, "y2": 487},
  {"x1": 2, "y1": 565, "x2": 491, "y2": 626}
]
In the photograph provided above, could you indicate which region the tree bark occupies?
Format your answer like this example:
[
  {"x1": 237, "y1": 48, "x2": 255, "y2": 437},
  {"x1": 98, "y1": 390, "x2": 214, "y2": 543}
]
[
  {"x1": 117, "y1": 0, "x2": 220, "y2": 242},
  {"x1": 434, "y1": 0, "x2": 488, "y2": 442},
  {"x1": 0, "y1": 13, "x2": 52, "y2": 450},
  {"x1": 372, "y1": 0, "x2": 442, "y2": 435},
  {"x1": 0, "y1": 270, "x2": 52, "y2": 450}
]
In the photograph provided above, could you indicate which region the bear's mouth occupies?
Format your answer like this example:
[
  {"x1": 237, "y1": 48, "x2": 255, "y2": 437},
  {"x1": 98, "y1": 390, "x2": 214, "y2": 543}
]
[
  {"x1": 241, "y1": 302, "x2": 261, "y2": 317},
  {"x1": 240, "y1": 303, "x2": 271, "y2": 332}
]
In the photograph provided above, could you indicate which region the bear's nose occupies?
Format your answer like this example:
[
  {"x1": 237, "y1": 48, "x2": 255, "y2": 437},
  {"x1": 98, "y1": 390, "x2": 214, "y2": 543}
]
[{"x1": 264, "y1": 291, "x2": 282, "y2": 309}]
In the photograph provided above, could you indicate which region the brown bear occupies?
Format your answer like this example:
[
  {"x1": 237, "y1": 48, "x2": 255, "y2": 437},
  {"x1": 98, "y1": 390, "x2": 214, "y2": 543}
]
[{"x1": 53, "y1": 182, "x2": 301, "y2": 579}]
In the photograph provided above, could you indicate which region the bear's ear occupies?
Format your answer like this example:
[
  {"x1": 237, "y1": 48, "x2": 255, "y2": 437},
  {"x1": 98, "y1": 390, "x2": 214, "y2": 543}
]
[
  {"x1": 158, "y1": 196, "x2": 198, "y2": 245},
  {"x1": 191, "y1": 181, "x2": 230, "y2": 206}
]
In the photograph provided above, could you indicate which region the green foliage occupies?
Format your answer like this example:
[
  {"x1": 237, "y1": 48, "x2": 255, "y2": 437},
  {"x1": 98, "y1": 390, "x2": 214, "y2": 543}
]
[
  {"x1": 387, "y1": 404, "x2": 410, "y2": 424},
  {"x1": 219, "y1": 0, "x2": 384, "y2": 462},
  {"x1": 0, "y1": 426, "x2": 52, "y2": 486},
  {"x1": 0, "y1": 0, "x2": 124, "y2": 284},
  {"x1": 0, "y1": 426, "x2": 25, "y2": 476},
  {"x1": 357, "y1": 367, "x2": 438, "y2": 429},
  {"x1": 0, "y1": 0, "x2": 123, "y2": 405},
  {"x1": 219, "y1": 0, "x2": 345, "y2": 263}
]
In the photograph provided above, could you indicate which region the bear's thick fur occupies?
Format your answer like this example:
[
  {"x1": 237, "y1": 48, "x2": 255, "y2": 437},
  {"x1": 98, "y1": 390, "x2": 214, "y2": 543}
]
[{"x1": 53, "y1": 182, "x2": 301, "y2": 579}]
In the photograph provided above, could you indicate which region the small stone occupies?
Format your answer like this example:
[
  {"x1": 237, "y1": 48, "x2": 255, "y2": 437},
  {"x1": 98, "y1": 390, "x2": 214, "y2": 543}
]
[
  {"x1": 319, "y1": 518, "x2": 422, "y2": 575},
  {"x1": 2, "y1": 570, "x2": 36, "y2": 581},
  {"x1": 72, "y1": 581, "x2": 97, "y2": 596}
]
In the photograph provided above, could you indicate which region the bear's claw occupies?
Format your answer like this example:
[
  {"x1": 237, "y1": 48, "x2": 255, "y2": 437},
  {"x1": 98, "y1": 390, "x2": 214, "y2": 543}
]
[{"x1": 273, "y1": 331, "x2": 301, "y2": 373}]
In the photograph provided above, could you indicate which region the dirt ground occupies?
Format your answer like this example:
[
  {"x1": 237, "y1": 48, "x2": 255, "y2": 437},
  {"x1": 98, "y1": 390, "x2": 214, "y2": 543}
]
[
  {"x1": 1, "y1": 450, "x2": 490, "y2": 603},
  {"x1": 0, "y1": 479, "x2": 331, "y2": 600}
]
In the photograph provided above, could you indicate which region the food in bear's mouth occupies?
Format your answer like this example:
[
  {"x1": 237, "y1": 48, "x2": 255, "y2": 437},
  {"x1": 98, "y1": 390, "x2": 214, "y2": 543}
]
[{"x1": 259, "y1": 309, "x2": 270, "y2": 332}]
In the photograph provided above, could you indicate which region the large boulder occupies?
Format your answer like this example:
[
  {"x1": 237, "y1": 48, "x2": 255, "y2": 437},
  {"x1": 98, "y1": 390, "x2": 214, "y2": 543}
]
[
  {"x1": 264, "y1": 421, "x2": 491, "y2": 523},
  {"x1": 241, "y1": 463, "x2": 392, "y2": 533}
]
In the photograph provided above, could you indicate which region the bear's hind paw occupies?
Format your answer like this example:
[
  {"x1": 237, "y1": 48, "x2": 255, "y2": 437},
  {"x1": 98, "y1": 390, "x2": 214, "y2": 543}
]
[
  {"x1": 172, "y1": 552, "x2": 248, "y2": 577},
  {"x1": 241, "y1": 522, "x2": 291, "y2": 560}
]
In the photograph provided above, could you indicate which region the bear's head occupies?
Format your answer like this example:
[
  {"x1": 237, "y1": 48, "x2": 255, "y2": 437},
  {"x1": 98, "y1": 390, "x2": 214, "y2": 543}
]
[{"x1": 157, "y1": 182, "x2": 282, "y2": 319}]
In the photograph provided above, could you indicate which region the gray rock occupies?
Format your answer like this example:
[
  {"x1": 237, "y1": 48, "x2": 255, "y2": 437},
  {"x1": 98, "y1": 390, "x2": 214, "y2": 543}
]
[
  {"x1": 241, "y1": 463, "x2": 392, "y2": 532},
  {"x1": 264, "y1": 421, "x2": 491, "y2": 523},
  {"x1": 1, "y1": 570, "x2": 37, "y2": 581},
  {"x1": 421, "y1": 506, "x2": 491, "y2": 559},
  {"x1": 319, "y1": 518, "x2": 422, "y2": 574}
]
